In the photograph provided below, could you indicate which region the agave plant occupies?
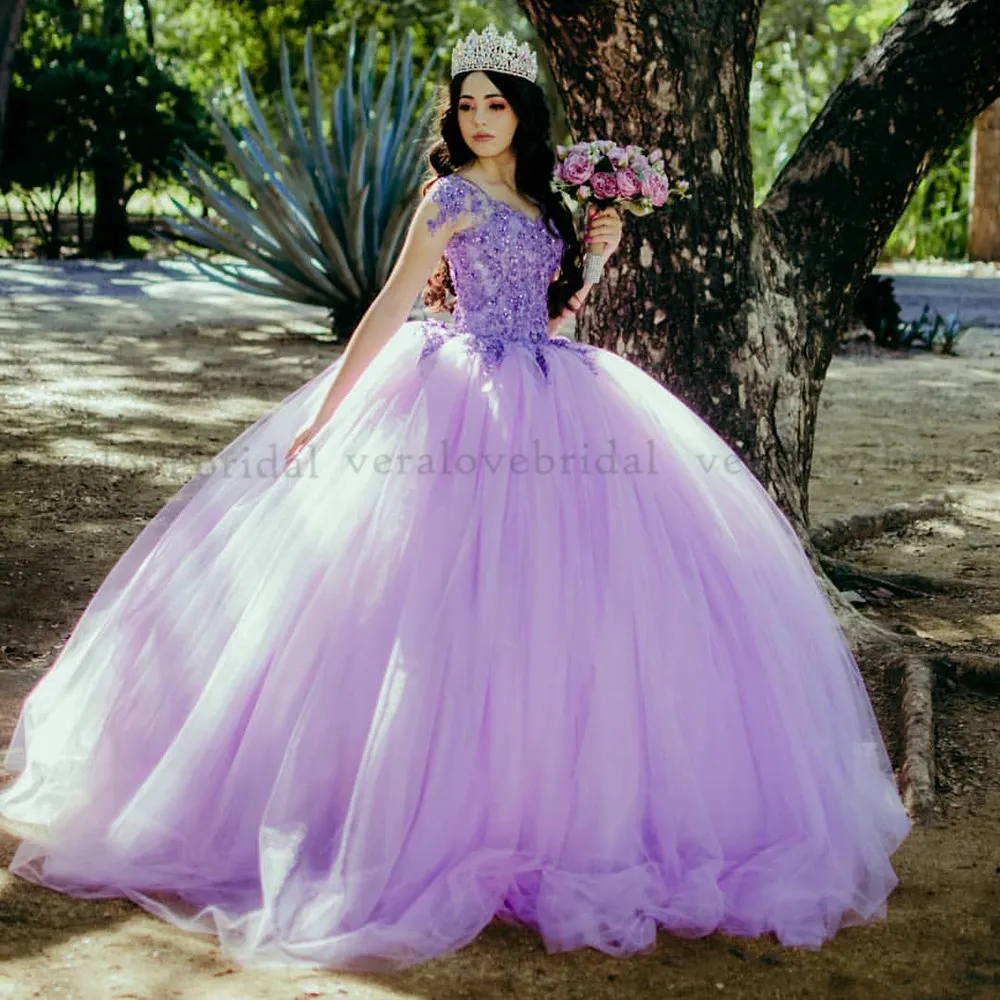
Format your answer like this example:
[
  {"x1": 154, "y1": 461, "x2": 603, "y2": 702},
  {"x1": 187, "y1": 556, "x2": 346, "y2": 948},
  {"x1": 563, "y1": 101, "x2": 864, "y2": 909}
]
[
  {"x1": 899, "y1": 304, "x2": 969, "y2": 354},
  {"x1": 163, "y1": 23, "x2": 443, "y2": 338}
]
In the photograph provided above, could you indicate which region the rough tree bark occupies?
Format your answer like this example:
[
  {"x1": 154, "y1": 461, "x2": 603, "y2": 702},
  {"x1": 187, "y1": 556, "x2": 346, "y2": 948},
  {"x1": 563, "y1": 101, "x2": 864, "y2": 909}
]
[
  {"x1": 0, "y1": 0, "x2": 29, "y2": 174},
  {"x1": 519, "y1": 0, "x2": 1000, "y2": 816},
  {"x1": 520, "y1": 0, "x2": 1000, "y2": 532},
  {"x1": 968, "y1": 98, "x2": 1000, "y2": 261}
]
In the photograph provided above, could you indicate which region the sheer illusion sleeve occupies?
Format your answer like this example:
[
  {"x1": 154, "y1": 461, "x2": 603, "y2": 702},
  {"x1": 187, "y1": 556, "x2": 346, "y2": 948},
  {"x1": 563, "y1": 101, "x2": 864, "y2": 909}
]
[{"x1": 424, "y1": 174, "x2": 491, "y2": 236}]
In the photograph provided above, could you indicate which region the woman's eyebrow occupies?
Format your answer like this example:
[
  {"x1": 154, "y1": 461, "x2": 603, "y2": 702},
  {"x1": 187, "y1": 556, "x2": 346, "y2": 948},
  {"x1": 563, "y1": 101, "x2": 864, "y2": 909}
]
[{"x1": 459, "y1": 93, "x2": 504, "y2": 100}]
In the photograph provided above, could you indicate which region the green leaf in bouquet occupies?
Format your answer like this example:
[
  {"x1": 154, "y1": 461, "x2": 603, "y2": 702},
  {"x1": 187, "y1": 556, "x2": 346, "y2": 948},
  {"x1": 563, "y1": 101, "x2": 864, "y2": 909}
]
[
  {"x1": 622, "y1": 200, "x2": 654, "y2": 217},
  {"x1": 559, "y1": 190, "x2": 579, "y2": 214}
]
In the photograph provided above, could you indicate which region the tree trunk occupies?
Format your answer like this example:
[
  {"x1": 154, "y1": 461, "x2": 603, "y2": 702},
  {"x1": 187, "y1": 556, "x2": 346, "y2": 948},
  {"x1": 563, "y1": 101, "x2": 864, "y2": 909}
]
[
  {"x1": 0, "y1": 0, "x2": 29, "y2": 173},
  {"x1": 101, "y1": 0, "x2": 126, "y2": 38},
  {"x1": 137, "y1": 0, "x2": 156, "y2": 49},
  {"x1": 87, "y1": 0, "x2": 135, "y2": 257},
  {"x1": 519, "y1": 0, "x2": 1000, "y2": 541},
  {"x1": 88, "y1": 160, "x2": 136, "y2": 257},
  {"x1": 968, "y1": 99, "x2": 1000, "y2": 261}
]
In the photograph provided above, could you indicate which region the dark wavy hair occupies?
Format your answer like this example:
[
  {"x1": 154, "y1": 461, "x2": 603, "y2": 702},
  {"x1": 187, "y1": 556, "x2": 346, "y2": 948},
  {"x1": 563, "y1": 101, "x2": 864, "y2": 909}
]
[{"x1": 419, "y1": 69, "x2": 583, "y2": 320}]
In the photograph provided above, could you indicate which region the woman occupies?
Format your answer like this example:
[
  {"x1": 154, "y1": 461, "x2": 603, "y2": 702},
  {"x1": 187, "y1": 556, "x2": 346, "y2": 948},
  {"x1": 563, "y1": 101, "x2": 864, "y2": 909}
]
[{"x1": 0, "y1": 23, "x2": 910, "y2": 972}]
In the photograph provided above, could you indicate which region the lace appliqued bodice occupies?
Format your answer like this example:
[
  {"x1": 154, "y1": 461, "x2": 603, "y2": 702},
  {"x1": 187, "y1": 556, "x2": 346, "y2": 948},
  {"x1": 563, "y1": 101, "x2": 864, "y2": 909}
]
[{"x1": 417, "y1": 172, "x2": 599, "y2": 382}]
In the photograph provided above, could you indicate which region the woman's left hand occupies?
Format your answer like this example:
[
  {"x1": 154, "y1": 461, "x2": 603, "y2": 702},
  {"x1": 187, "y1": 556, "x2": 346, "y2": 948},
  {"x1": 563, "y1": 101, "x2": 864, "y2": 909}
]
[{"x1": 584, "y1": 205, "x2": 624, "y2": 259}]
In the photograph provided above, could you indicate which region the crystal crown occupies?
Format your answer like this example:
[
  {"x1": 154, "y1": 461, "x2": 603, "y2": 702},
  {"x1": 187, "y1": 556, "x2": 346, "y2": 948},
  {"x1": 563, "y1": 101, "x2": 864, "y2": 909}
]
[{"x1": 451, "y1": 24, "x2": 538, "y2": 84}]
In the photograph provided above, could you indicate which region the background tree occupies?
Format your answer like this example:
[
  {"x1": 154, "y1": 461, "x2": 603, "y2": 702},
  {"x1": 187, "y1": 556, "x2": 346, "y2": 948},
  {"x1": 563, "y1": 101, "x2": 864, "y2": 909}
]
[
  {"x1": 5, "y1": 0, "x2": 217, "y2": 256},
  {"x1": 518, "y1": 0, "x2": 1000, "y2": 817},
  {"x1": 152, "y1": 0, "x2": 515, "y2": 121},
  {"x1": 1, "y1": 39, "x2": 90, "y2": 256},
  {"x1": 0, "y1": 0, "x2": 29, "y2": 171},
  {"x1": 90, "y1": 0, "x2": 148, "y2": 254},
  {"x1": 749, "y1": 0, "x2": 972, "y2": 260}
]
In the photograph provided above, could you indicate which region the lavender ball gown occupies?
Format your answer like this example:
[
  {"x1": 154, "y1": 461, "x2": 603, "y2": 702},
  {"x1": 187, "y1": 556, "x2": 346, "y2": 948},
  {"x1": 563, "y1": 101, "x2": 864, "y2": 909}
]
[{"x1": 0, "y1": 172, "x2": 911, "y2": 970}]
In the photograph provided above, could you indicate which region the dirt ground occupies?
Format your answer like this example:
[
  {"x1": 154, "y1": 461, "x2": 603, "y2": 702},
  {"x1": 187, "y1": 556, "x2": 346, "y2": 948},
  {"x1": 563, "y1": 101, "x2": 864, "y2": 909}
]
[{"x1": 1, "y1": 320, "x2": 999, "y2": 999}]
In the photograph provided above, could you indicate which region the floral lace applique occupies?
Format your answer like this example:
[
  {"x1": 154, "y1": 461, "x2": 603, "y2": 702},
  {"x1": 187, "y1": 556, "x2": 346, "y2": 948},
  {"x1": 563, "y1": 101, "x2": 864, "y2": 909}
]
[
  {"x1": 418, "y1": 172, "x2": 600, "y2": 383},
  {"x1": 425, "y1": 174, "x2": 490, "y2": 236}
]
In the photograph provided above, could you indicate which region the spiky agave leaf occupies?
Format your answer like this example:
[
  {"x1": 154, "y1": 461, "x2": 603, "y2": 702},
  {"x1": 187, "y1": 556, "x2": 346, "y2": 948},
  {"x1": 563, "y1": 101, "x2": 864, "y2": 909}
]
[{"x1": 162, "y1": 20, "x2": 444, "y2": 338}]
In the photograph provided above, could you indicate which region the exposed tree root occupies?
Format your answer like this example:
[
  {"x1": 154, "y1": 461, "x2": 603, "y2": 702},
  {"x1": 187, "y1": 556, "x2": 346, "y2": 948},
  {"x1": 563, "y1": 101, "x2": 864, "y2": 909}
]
[
  {"x1": 834, "y1": 611, "x2": 936, "y2": 822},
  {"x1": 819, "y1": 555, "x2": 938, "y2": 598},
  {"x1": 807, "y1": 492, "x2": 992, "y2": 823},
  {"x1": 899, "y1": 654, "x2": 935, "y2": 820},
  {"x1": 835, "y1": 598, "x2": 914, "y2": 648},
  {"x1": 843, "y1": 634, "x2": 1000, "y2": 821},
  {"x1": 809, "y1": 494, "x2": 959, "y2": 554},
  {"x1": 825, "y1": 601, "x2": 932, "y2": 818},
  {"x1": 929, "y1": 649, "x2": 1000, "y2": 695},
  {"x1": 819, "y1": 555, "x2": 993, "y2": 599}
]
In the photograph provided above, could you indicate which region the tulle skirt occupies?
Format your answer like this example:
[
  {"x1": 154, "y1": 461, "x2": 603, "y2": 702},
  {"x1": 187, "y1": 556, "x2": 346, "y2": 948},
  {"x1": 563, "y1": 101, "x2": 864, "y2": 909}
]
[{"x1": 0, "y1": 319, "x2": 911, "y2": 970}]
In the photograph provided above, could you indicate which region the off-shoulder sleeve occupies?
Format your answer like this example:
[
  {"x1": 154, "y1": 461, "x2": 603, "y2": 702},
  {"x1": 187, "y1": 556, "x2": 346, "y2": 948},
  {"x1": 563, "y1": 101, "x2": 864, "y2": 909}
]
[{"x1": 425, "y1": 174, "x2": 490, "y2": 235}]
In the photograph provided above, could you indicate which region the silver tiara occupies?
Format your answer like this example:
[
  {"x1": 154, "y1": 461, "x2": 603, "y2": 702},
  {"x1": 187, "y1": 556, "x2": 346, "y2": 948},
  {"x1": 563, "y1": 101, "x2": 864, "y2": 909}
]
[{"x1": 451, "y1": 24, "x2": 538, "y2": 84}]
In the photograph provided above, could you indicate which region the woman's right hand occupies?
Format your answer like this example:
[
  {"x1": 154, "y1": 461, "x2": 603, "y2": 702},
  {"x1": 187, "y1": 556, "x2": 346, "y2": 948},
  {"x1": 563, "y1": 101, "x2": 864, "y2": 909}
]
[
  {"x1": 548, "y1": 289, "x2": 586, "y2": 335},
  {"x1": 285, "y1": 421, "x2": 321, "y2": 468}
]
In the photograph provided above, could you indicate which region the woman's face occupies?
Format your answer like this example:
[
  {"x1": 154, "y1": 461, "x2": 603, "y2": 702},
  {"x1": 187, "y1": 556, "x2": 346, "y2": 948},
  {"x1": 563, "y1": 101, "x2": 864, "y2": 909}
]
[{"x1": 456, "y1": 71, "x2": 518, "y2": 159}]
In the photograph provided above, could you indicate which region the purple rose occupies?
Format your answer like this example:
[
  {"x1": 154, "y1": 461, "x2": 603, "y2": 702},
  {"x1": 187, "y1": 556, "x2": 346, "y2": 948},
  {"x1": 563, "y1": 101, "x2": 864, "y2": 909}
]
[
  {"x1": 641, "y1": 171, "x2": 670, "y2": 207},
  {"x1": 615, "y1": 167, "x2": 640, "y2": 198},
  {"x1": 590, "y1": 171, "x2": 619, "y2": 200},
  {"x1": 560, "y1": 152, "x2": 593, "y2": 185}
]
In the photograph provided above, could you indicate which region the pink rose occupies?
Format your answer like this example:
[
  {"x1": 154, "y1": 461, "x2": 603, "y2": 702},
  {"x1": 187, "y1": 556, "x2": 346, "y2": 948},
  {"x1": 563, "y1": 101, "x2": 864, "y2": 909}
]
[
  {"x1": 589, "y1": 171, "x2": 619, "y2": 200},
  {"x1": 641, "y1": 171, "x2": 670, "y2": 207},
  {"x1": 615, "y1": 167, "x2": 640, "y2": 198},
  {"x1": 560, "y1": 152, "x2": 593, "y2": 186}
]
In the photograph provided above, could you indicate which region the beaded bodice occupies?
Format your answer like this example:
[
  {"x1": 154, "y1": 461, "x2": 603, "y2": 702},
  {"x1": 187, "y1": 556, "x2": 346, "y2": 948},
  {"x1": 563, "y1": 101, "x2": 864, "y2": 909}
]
[{"x1": 417, "y1": 172, "x2": 598, "y2": 382}]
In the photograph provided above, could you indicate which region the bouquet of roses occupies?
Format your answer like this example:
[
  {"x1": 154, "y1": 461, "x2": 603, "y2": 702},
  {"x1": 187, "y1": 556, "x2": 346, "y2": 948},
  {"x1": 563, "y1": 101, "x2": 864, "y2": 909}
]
[{"x1": 552, "y1": 139, "x2": 690, "y2": 282}]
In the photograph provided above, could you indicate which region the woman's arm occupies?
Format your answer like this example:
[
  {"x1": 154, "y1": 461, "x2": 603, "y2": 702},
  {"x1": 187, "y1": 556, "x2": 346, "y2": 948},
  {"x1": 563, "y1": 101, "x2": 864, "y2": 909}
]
[
  {"x1": 548, "y1": 205, "x2": 623, "y2": 335},
  {"x1": 308, "y1": 192, "x2": 457, "y2": 427},
  {"x1": 283, "y1": 187, "x2": 459, "y2": 466}
]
